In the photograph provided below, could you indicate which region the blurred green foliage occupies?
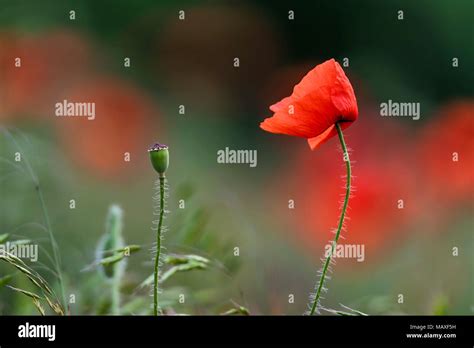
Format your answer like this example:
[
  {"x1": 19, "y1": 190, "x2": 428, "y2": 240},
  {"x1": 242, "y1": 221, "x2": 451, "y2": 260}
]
[{"x1": 0, "y1": 0, "x2": 473, "y2": 315}]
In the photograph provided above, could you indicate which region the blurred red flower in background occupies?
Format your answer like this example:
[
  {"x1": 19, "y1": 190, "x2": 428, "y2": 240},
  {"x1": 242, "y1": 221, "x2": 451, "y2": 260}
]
[
  {"x1": 1, "y1": 30, "x2": 93, "y2": 120},
  {"x1": 419, "y1": 100, "x2": 474, "y2": 207},
  {"x1": 260, "y1": 59, "x2": 358, "y2": 150},
  {"x1": 0, "y1": 30, "x2": 158, "y2": 180},
  {"x1": 55, "y1": 77, "x2": 157, "y2": 179}
]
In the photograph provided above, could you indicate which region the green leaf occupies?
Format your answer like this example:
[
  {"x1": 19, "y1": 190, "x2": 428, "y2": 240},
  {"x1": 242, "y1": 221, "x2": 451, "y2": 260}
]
[
  {"x1": 139, "y1": 254, "x2": 210, "y2": 288},
  {"x1": 164, "y1": 254, "x2": 210, "y2": 266},
  {"x1": 222, "y1": 304, "x2": 250, "y2": 316},
  {"x1": 99, "y1": 253, "x2": 125, "y2": 266},
  {"x1": 7, "y1": 285, "x2": 42, "y2": 300},
  {"x1": 160, "y1": 262, "x2": 207, "y2": 283},
  {"x1": 0, "y1": 233, "x2": 9, "y2": 243},
  {"x1": 0, "y1": 274, "x2": 14, "y2": 287},
  {"x1": 116, "y1": 244, "x2": 141, "y2": 254}
]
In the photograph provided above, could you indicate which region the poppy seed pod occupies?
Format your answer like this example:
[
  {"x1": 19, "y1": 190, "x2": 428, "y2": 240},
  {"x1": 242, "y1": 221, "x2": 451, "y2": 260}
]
[{"x1": 148, "y1": 143, "x2": 169, "y2": 177}]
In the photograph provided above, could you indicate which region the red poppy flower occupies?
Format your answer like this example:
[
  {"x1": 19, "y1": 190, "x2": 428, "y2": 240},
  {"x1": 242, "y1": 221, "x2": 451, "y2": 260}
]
[
  {"x1": 1, "y1": 30, "x2": 93, "y2": 120},
  {"x1": 260, "y1": 59, "x2": 358, "y2": 149}
]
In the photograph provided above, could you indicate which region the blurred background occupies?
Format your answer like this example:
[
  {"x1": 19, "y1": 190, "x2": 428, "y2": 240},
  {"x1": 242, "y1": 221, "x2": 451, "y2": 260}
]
[{"x1": 0, "y1": 0, "x2": 472, "y2": 315}]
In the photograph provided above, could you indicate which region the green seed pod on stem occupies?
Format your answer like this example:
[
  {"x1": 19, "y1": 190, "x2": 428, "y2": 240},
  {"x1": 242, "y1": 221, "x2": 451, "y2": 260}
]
[
  {"x1": 148, "y1": 143, "x2": 169, "y2": 177},
  {"x1": 148, "y1": 142, "x2": 169, "y2": 315}
]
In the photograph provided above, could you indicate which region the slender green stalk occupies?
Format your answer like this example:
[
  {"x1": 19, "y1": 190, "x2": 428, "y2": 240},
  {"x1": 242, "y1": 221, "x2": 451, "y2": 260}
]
[
  {"x1": 36, "y1": 182, "x2": 67, "y2": 310},
  {"x1": 153, "y1": 175, "x2": 165, "y2": 315},
  {"x1": 309, "y1": 122, "x2": 351, "y2": 315},
  {"x1": 2, "y1": 129, "x2": 66, "y2": 309},
  {"x1": 108, "y1": 205, "x2": 124, "y2": 315},
  {"x1": 111, "y1": 272, "x2": 120, "y2": 315},
  {"x1": 96, "y1": 205, "x2": 124, "y2": 315}
]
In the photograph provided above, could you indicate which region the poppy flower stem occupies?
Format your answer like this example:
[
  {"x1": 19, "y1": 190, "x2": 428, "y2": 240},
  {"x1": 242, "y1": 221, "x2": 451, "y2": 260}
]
[
  {"x1": 309, "y1": 122, "x2": 351, "y2": 315},
  {"x1": 153, "y1": 175, "x2": 166, "y2": 316}
]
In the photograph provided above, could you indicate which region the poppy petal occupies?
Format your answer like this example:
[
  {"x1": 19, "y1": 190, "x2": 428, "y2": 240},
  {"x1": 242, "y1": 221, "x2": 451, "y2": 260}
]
[
  {"x1": 269, "y1": 96, "x2": 293, "y2": 113},
  {"x1": 307, "y1": 121, "x2": 353, "y2": 150},
  {"x1": 291, "y1": 58, "x2": 339, "y2": 100},
  {"x1": 261, "y1": 85, "x2": 340, "y2": 138},
  {"x1": 260, "y1": 59, "x2": 358, "y2": 148}
]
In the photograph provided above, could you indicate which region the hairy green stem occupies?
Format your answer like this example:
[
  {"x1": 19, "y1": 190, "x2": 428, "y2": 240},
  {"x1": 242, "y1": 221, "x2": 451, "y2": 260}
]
[
  {"x1": 309, "y1": 122, "x2": 351, "y2": 315},
  {"x1": 153, "y1": 175, "x2": 165, "y2": 315}
]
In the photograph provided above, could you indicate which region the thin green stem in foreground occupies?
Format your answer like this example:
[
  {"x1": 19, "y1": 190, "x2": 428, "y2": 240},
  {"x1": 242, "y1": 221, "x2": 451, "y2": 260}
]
[
  {"x1": 111, "y1": 263, "x2": 121, "y2": 315},
  {"x1": 153, "y1": 175, "x2": 165, "y2": 315},
  {"x1": 107, "y1": 205, "x2": 124, "y2": 315},
  {"x1": 309, "y1": 122, "x2": 351, "y2": 315},
  {"x1": 36, "y1": 185, "x2": 67, "y2": 309},
  {"x1": 3, "y1": 128, "x2": 67, "y2": 311}
]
